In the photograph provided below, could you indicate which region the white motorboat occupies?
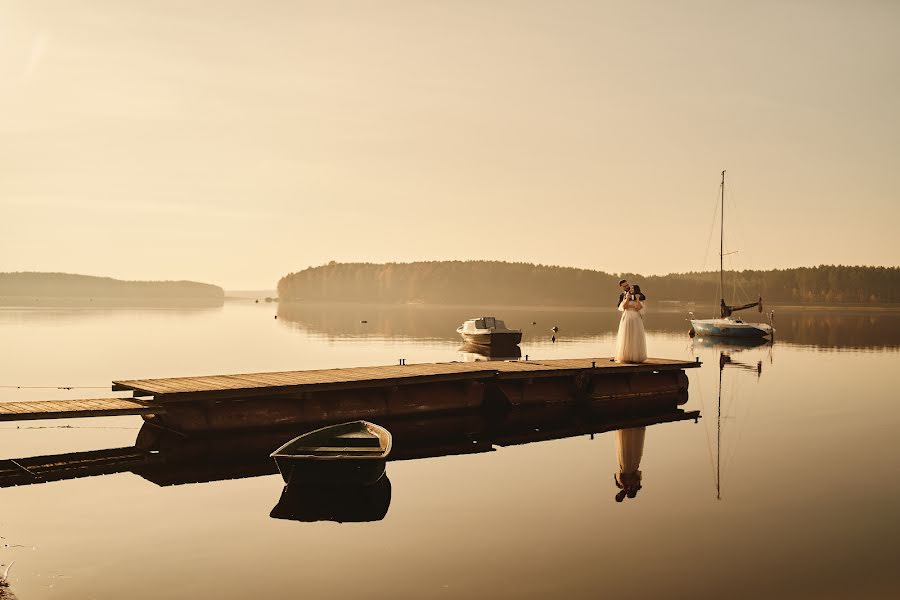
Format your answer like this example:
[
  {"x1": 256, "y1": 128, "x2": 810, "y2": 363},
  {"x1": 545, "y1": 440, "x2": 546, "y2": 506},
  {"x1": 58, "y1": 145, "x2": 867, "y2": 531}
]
[{"x1": 456, "y1": 317, "x2": 522, "y2": 347}]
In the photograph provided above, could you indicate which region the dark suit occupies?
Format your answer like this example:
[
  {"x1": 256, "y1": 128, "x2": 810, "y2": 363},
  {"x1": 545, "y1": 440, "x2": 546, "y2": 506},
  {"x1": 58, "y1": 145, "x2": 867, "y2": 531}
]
[{"x1": 618, "y1": 291, "x2": 646, "y2": 307}]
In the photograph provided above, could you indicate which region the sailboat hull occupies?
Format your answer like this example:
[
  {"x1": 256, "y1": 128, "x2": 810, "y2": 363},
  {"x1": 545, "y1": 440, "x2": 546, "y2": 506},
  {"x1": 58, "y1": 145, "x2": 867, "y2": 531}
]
[{"x1": 691, "y1": 318, "x2": 773, "y2": 339}]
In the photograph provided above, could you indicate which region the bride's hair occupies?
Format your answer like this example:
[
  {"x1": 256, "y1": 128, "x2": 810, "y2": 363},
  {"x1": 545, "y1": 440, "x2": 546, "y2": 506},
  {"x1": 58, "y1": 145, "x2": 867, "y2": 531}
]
[{"x1": 632, "y1": 284, "x2": 642, "y2": 295}]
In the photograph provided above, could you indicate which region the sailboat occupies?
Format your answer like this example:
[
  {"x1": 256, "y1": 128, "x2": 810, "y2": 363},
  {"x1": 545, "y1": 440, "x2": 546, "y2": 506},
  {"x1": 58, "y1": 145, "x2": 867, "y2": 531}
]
[{"x1": 690, "y1": 171, "x2": 774, "y2": 339}]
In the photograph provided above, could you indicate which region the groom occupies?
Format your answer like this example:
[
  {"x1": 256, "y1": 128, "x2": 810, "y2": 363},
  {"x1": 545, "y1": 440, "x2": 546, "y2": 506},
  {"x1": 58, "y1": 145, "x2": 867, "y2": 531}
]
[{"x1": 618, "y1": 279, "x2": 646, "y2": 307}]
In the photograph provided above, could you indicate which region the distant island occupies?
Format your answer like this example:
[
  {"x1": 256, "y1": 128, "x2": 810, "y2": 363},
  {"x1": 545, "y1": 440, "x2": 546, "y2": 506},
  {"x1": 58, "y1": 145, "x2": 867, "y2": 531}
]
[
  {"x1": 0, "y1": 272, "x2": 224, "y2": 304},
  {"x1": 278, "y1": 261, "x2": 899, "y2": 306}
]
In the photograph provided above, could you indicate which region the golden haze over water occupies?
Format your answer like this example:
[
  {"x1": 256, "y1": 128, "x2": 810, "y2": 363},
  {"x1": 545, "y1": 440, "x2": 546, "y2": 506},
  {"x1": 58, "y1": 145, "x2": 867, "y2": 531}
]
[{"x1": 1, "y1": 1, "x2": 899, "y2": 288}]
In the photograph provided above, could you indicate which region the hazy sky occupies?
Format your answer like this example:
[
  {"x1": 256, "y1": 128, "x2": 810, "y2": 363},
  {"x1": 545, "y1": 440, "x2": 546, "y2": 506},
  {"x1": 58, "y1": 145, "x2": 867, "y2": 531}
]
[{"x1": 2, "y1": 0, "x2": 898, "y2": 289}]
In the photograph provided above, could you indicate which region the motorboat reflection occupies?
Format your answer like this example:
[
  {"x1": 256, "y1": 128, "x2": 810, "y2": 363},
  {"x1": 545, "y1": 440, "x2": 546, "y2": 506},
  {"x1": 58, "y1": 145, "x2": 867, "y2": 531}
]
[
  {"x1": 458, "y1": 342, "x2": 522, "y2": 362},
  {"x1": 270, "y1": 475, "x2": 392, "y2": 523}
]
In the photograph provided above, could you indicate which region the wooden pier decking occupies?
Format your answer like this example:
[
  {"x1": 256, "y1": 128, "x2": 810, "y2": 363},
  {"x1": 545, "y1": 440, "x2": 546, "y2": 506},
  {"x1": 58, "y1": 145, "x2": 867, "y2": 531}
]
[
  {"x1": 112, "y1": 357, "x2": 699, "y2": 401},
  {"x1": 0, "y1": 398, "x2": 163, "y2": 422}
]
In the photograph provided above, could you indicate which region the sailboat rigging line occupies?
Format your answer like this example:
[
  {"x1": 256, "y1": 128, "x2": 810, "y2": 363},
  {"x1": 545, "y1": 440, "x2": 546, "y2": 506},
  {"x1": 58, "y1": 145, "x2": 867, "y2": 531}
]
[
  {"x1": 0, "y1": 385, "x2": 108, "y2": 389},
  {"x1": 726, "y1": 254, "x2": 756, "y2": 307},
  {"x1": 725, "y1": 178, "x2": 757, "y2": 277},
  {"x1": 723, "y1": 177, "x2": 759, "y2": 305},
  {"x1": 701, "y1": 187, "x2": 722, "y2": 271},
  {"x1": 694, "y1": 184, "x2": 725, "y2": 302}
]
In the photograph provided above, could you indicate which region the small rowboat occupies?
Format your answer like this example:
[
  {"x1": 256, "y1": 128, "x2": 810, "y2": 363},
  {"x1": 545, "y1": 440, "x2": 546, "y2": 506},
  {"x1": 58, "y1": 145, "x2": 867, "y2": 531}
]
[{"x1": 270, "y1": 421, "x2": 392, "y2": 486}]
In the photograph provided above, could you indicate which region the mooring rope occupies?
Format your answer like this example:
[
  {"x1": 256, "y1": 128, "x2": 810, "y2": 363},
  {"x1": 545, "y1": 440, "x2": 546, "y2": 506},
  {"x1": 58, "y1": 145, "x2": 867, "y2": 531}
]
[
  {"x1": 0, "y1": 385, "x2": 108, "y2": 390},
  {"x1": 0, "y1": 425, "x2": 140, "y2": 430}
]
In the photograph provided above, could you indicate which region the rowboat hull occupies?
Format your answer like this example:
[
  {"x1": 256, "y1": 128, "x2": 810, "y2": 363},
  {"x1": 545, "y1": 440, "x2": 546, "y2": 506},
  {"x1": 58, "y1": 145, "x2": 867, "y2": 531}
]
[
  {"x1": 270, "y1": 421, "x2": 391, "y2": 486},
  {"x1": 691, "y1": 318, "x2": 773, "y2": 339},
  {"x1": 273, "y1": 456, "x2": 386, "y2": 486}
]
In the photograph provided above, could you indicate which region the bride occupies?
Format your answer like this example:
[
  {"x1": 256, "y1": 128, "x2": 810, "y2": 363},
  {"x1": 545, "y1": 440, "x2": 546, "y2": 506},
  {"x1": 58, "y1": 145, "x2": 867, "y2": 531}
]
[{"x1": 615, "y1": 284, "x2": 647, "y2": 363}]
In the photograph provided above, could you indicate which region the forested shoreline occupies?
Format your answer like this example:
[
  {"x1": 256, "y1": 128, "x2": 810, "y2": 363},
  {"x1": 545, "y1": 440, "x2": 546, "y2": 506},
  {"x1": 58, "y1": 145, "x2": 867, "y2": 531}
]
[
  {"x1": 0, "y1": 272, "x2": 224, "y2": 300},
  {"x1": 278, "y1": 261, "x2": 899, "y2": 306}
]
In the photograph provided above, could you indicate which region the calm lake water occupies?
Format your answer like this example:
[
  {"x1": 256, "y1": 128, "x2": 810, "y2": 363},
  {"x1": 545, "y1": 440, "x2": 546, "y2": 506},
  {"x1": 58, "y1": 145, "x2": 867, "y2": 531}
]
[{"x1": 1, "y1": 301, "x2": 898, "y2": 599}]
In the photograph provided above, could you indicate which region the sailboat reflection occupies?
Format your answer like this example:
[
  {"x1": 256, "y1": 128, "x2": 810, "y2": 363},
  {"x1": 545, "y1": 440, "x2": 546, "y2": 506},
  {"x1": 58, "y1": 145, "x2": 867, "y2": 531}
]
[
  {"x1": 712, "y1": 349, "x2": 764, "y2": 500},
  {"x1": 613, "y1": 428, "x2": 645, "y2": 502},
  {"x1": 691, "y1": 336, "x2": 772, "y2": 351},
  {"x1": 270, "y1": 475, "x2": 392, "y2": 523}
]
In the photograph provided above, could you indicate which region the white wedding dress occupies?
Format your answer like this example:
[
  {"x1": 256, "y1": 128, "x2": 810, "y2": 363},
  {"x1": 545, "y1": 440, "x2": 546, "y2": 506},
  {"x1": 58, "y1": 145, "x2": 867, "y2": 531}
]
[{"x1": 614, "y1": 297, "x2": 647, "y2": 363}]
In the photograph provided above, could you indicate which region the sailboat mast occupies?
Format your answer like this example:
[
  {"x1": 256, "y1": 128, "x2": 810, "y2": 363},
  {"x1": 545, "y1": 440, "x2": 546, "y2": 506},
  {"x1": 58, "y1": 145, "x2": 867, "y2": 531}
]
[{"x1": 720, "y1": 170, "x2": 725, "y2": 304}]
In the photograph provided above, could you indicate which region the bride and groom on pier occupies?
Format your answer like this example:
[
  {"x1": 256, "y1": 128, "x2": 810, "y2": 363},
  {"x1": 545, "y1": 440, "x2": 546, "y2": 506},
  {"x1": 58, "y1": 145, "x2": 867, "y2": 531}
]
[{"x1": 615, "y1": 279, "x2": 647, "y2": 364}]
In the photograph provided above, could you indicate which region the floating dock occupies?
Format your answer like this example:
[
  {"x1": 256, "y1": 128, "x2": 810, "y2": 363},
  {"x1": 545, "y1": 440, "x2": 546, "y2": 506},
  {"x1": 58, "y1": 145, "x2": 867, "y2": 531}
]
[{"x1": 1, "y1": 357, "x2": 700, "y2": 433}]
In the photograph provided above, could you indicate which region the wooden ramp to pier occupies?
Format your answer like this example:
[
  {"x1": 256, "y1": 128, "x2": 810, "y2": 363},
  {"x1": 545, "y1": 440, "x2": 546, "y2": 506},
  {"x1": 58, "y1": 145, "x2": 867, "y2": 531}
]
[
  {"x1": 0, "y1": 447, "x2": 160, "y2": 487},
  {"x1": 113, "y1": 357, "x2": 700, "y2": 402},
  {"x1": 0, "y1": 398, "x2": 163, "y2": 422}
]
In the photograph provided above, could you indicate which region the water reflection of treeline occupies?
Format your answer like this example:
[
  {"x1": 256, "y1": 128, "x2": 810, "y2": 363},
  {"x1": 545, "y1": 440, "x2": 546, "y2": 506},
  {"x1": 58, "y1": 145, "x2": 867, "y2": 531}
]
[
  {"x1": 0, "y1": 272, "x2": 224, "y2": 301},
  {"x1": 277, "y1": 303, "x2": 900, "y2": 350},
  {"x1": 277, "y1": 261, "x2": 900, "y2": 305}
]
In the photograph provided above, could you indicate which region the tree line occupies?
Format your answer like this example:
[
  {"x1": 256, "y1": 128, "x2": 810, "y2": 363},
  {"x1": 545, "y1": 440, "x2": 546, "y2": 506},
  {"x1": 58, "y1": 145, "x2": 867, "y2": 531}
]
[{"x1": 277, "y1": 261, "x2": 899, "y2": 306}]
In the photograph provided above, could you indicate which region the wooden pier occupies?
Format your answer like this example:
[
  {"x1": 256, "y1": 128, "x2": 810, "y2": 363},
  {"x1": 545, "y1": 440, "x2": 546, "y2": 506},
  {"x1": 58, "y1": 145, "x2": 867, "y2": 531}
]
[
  {"x1": 112, "y1": 357, "x2": 697, "y2": 400},
  {"x1": 1, "y1": 357, "x2": 700, "y2": 433},
  {"x1": 0, "y1": 398, "x2": 162, "y2": 422}
]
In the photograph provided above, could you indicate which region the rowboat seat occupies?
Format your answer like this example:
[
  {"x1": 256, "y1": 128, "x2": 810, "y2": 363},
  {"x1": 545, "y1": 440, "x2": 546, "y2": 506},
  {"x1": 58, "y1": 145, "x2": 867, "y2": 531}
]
[
  {"x1": 296, "y1": 446, "x2": 385, "y2": 454},
  {"x1": 332, "y1": 431, "x2": 382, "y2": 448}
]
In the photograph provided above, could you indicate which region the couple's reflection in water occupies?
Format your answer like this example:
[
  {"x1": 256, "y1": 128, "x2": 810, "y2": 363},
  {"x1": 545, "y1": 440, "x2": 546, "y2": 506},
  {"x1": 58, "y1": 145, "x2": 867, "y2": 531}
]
[{"x1": 614, "y1": 427, "x2": 645, "y2": 503}]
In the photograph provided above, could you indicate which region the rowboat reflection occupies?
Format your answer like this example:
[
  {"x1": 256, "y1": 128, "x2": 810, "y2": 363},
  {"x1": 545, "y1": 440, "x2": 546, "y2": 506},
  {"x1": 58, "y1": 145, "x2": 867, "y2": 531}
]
[{"x1": 270, "y1": 475, "x2": 392, "y2": 523}]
